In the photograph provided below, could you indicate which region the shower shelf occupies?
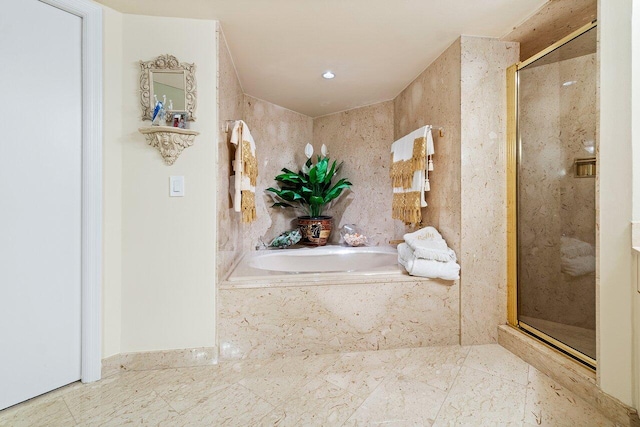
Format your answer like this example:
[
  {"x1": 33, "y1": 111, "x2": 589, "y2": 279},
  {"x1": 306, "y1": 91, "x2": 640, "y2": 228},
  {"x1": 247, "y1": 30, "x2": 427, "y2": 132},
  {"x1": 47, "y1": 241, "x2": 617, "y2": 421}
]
[{"x1": 574, "y1": 157, "x2": 596, "y2": 178}]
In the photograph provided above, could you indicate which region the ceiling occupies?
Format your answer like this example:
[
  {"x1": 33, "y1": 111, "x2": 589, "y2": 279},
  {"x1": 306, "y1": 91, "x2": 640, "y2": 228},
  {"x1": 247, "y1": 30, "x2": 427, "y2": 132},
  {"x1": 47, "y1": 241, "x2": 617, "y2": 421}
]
[{"x1": 97, "y1": 0, "x2": 548, "y2": 117}]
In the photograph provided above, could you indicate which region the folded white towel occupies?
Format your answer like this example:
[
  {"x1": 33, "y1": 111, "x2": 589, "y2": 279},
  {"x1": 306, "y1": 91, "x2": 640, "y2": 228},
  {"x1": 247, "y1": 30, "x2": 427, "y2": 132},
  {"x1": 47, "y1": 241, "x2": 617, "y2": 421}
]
[
  {"x1": 560, "y1": 236, "x2": 594, "y2": 259},
  {"x1": 561, "y1": 255, "x2": 595, "y2": 277},
  {"x1": 403, "y1": 226, "x2": 456, "y2": 262},
  {"x1": 398, "y1": 243, "x2": 460, "y2": 280}
]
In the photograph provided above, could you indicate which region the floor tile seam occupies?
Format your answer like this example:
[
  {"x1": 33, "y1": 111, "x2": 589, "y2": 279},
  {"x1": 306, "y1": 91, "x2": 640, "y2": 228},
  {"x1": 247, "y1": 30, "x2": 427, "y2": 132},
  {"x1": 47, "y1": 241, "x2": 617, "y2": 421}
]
[
  {"x1": 235, "y1": 382, "x2": 277, "y2": 411},
  {"x1": 156, "y1": 391, "x2": 182, "y2": 418},
  {"x1": 161, "y1": 381, "x2": 236, "y2": 417},
  {"x1": 61, "y1": 394, "x2": 81, "y2": 422},
  {"x1": 62, "y1": 396, "x2": 79, "y2": 425},
  {"x1": 431, "y1": 354, "x2": 465, "y2": 424},
  {"x1": 336, "y1": 384, "x2": 371, "y2": 427},
  {"x1": 319, "y1": 362, "x2": 392, "y2": 401},
  {"x1": 521, "y1": 365, "x2": 531, "y2": 425},
  {"x1": 245, "y1": 374, "x2": 316, "y2": 407},
  {"x1": 461, "y1": 363, "x2": 530, "y2": 387}
]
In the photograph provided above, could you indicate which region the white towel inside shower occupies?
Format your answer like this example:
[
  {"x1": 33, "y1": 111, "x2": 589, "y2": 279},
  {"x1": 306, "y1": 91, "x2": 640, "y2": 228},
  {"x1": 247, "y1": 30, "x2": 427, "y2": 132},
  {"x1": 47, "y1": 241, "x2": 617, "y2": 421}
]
[
  {"x1": 560, "y1": 236, "x2": 594, "y2": 259},
  {"x1": 560, "y1": 236, "x2": 595, "y2": 276}
]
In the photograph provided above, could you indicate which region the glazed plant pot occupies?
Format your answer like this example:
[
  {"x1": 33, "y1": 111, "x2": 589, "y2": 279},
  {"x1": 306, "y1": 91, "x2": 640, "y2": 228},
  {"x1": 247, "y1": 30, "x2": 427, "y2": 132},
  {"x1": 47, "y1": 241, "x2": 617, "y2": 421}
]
[{"x1": 297, "y1": 216, "x2": 333, "y2": 246}]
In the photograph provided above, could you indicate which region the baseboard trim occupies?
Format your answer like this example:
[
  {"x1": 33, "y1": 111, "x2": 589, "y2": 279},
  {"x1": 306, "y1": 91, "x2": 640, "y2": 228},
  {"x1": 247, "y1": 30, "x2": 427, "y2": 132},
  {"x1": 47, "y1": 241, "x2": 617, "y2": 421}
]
[
  {"x1": 101, "y1": 346, "x2": 218, "y2": 378},
  {"x1": 498, "y1": 325, "x2": 639, "y2": 426}
]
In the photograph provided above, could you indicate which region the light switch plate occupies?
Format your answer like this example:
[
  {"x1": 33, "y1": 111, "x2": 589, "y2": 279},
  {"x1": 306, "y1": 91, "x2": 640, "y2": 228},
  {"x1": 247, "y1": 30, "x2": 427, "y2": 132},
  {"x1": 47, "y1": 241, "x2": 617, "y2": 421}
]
[{"x1": 169, "y1": 176, "x2": 184, "y2": 197}]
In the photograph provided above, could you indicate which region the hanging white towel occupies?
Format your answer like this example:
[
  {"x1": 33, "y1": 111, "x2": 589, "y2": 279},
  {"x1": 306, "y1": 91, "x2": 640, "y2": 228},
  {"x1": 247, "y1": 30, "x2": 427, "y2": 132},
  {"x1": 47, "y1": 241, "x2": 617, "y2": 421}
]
[
  {"x1": 390, "y1": 126, "x2": 435, "y2": 224},
  {"x1": 230, "y1": 120, "x2": 258, "y2": 223}
]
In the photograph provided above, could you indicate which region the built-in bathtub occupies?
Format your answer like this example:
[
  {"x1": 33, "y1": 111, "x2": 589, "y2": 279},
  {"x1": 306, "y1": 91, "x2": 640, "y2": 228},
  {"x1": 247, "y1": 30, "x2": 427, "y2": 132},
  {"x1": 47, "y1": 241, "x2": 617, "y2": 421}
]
[
  {"x1": 219, "y1": 245, "x2": 460, "y2": 360},
  {"x1": 227, "y1": 245, "x2": 402, "y2": 284}
]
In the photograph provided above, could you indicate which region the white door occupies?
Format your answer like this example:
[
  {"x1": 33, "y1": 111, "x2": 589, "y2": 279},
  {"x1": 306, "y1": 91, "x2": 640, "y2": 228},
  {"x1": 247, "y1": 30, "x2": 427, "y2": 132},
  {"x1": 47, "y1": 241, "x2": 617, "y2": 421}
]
[{"x1": 0, "y1": 0, "x2": 83, "y2": 410}]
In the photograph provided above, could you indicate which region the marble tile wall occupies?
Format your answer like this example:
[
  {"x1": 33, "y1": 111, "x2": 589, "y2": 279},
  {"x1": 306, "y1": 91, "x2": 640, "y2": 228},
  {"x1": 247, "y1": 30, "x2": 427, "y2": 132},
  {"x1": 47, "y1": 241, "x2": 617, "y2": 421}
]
[
  {"x1": 393, "y1": 37, "x2": 517, "y2": 345},
  {"x1": 241, "y1": 95, "x2": 314, "y2": 248},
  {"x1": 501, "y1": 0, "x2": 597, "y2": 61},
  {"x1": 218, "y1": 278, "x2": 459, "y2": 360},
  {"x1": 312, "y1": 101, "x2": 395, "y2": 245},
  {"x1": 518, "y1": 53, "x2": 597, "y2": 329},
  {"x1": 393, "y1": 39, "x2": 462, "y2": 256},
  {"x1": 216, "y1": 26, "x2": 244, "y2": 281},
  {"x1": 459, "y1": 37, "x2": 519, "y2": 345}
]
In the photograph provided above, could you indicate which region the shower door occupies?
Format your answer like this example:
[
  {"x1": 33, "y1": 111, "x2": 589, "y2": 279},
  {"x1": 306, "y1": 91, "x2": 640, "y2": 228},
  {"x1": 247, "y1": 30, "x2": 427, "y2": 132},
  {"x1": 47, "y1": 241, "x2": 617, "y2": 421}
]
[{"x1": 507, "y1": 22, "x2": 597, "y2": 368}]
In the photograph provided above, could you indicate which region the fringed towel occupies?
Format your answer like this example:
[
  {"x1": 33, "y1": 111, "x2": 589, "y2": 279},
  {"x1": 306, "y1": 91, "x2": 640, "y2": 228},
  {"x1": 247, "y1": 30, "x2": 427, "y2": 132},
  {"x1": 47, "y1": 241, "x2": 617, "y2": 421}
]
[
  {"x1": 230, "y1": 120, "x2": 258, "y2": 223},
  {"x1": 390, "y1": 126, "x2": 435, "y2": 224}
]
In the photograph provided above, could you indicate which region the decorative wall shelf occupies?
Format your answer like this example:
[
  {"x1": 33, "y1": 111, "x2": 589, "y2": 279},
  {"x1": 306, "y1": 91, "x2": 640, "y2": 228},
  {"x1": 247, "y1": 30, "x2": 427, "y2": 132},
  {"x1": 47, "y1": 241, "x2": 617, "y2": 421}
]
[{"x1": 138, "y1": 126, "x2": 199, "y2": 165}]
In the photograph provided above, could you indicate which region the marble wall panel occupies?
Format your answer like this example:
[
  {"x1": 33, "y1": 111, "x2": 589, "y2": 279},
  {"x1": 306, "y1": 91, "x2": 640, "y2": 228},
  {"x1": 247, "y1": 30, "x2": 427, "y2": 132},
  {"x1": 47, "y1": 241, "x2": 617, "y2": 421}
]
[
  {"x1": 459, "y1": 37, "x2": 519, "y2": 345},
  {"x1": 216, "y1": 26, "x2": 244, "y2": 281},
  {"x1": 218, "y1": 279, "x2": 460, "y2": 360},
  {"x1": 501, "y1": 0, "x2": 596, "y2": 61},
  {"x1": 393, "y1": 40, "x2": 462, "y2": 255},
  {"x1": 242, "y1": 95, "x2": 314, "y2": 247},
  {"x1": 312, "y1": 101, "x2": 395, "y2": 245},
  {"x1": 518, "y1": 53, "x2": 597, "y2": 329}
]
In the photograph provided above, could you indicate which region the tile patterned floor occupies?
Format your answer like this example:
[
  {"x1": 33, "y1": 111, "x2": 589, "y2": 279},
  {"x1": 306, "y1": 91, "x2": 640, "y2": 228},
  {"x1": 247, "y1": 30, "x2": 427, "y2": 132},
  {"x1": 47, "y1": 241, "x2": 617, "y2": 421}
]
[{"x1": 0, "y1": 344, "x2": 616, "y2": 426}]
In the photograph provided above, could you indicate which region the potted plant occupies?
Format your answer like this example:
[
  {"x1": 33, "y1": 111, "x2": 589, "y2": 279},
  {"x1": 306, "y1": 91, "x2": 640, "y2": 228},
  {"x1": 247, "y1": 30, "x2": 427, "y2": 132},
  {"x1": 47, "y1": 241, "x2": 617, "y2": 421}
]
[{"x1": 267, "y1": 144, "x2": 352, "y2": 246}]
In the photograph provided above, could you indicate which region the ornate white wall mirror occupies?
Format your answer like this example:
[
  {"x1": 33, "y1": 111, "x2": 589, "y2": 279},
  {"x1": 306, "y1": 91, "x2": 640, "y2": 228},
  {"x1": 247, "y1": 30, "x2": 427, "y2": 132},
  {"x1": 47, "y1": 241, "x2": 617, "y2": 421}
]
[{"x1": 139, "y1": 54, "x2": 197, "y2": 122}]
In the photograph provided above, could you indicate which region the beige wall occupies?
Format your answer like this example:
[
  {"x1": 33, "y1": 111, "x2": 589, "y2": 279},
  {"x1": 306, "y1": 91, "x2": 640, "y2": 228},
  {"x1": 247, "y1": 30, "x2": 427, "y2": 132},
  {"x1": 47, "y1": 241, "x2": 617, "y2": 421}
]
[
  {"x1": 102, "y1": 5, "x2": 123, "y2": 358},
  {"x1": 241, "y1": 95, "x2": 314, "y2": 247},
  {"x1": 117, "y1": 14, "x2": 217, "y2": 353},
  {"x1": 598, "y1": 0, "x2": 634, "y2": 408},
  {"x1": 216, "y1": 26, "x2": 244, "y2": 282},
  {"x1": 632, "y1": 0, "x2": 640, "y2": 411},
  {"x1": 313, "y1": 101, "x2": 395, "y2": 245}
]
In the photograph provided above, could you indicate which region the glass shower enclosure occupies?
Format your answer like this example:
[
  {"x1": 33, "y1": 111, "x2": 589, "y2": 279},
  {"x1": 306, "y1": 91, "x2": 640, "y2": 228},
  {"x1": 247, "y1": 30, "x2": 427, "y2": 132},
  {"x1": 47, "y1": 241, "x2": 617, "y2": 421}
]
[{"x1": 507, "y1": 22, "x2": 597, "y2": 368}]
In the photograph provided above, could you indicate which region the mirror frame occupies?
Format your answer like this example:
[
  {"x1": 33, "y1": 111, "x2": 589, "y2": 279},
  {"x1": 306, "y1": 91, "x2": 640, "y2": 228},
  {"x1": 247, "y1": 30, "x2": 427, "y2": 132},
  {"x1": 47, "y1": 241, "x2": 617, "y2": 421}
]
[{"x1": 139, "y1": 54, "x2": 197, "y2": 121}]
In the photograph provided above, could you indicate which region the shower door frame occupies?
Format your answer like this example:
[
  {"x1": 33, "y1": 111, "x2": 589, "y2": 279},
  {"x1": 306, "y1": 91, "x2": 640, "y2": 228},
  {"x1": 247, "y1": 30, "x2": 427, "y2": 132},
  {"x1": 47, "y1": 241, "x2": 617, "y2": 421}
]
[{"x1": 506, "y1": 20, "x2": 598, "y2": 370}]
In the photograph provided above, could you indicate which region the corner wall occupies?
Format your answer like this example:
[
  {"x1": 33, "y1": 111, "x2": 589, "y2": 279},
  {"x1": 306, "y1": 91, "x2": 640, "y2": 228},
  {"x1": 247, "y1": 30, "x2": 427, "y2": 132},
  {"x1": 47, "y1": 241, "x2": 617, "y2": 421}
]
[
  {"x1": 216, "y1": 26, "x2": 244, "y2": 282},
  {"x1": 102, "y1": 5, "x2": 123, "y2": 358},
  {"x1": 119, "y1": 14, "x2": 217, "y2": 353},
  {"x1": 459, "y1": 37, "x2": 519, "y2": 344},
  {"x1": 312, "y1": 101, "x2": 395, "y2": 245},
  {"x1": 241, "y1": 95, "x2": 314, "y2": 247},
  {"x1": 394, "y1": 40, "x2": 462, "y2": 255},
  {"x1": 598, "y1": 0, "x2": 634, "y2": 407},
  {"x1": 393, "y1": 36, "x2": 518, "y2": 345}
]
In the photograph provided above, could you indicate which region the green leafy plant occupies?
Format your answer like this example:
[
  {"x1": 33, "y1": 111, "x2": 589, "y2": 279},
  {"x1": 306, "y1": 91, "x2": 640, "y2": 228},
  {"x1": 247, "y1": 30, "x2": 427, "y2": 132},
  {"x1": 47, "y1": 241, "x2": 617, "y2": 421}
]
[{"x1": 266, "y1": 144, "x2": 352, "y2": 218}]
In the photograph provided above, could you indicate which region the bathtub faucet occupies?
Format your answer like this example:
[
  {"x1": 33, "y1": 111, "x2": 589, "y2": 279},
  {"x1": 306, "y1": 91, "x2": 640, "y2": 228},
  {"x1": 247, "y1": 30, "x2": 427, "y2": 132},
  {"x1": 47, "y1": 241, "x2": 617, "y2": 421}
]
[{"x1": 255, "y1": 237, "x2": 268, "y2": 250}]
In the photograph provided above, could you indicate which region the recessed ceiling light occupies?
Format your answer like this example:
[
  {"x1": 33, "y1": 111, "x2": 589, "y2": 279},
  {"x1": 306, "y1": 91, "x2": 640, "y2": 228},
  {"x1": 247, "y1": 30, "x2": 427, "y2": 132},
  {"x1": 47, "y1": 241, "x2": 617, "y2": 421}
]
[{"x1": 322, "y1": 71, "x2": 335, "y2": 79}]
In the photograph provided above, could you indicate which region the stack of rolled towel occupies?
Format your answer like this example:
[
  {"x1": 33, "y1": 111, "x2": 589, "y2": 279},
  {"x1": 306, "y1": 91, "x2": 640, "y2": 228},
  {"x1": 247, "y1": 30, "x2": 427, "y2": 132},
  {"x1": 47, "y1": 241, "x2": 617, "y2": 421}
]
[
  {"x1": 560, "y1": 236, "x2": 595, "y2": 276},
  {"x1": 398, "y1": 226, "x2": 460, "y2": 280}
]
